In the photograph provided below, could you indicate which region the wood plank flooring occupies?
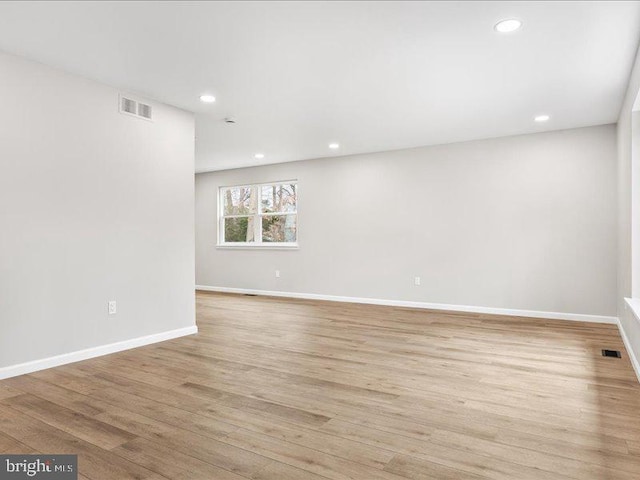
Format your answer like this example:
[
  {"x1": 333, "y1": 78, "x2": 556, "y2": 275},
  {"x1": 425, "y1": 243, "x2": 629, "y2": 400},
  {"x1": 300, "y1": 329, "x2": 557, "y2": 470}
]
[{"x1": 1, "y1": 291, "x2": 640, "y2": 479}]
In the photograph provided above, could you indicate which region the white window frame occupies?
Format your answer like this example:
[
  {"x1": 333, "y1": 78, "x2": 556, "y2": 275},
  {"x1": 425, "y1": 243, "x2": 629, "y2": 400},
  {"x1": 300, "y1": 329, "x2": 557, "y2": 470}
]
[{"x1": 217, "y1": 180, "x2": 299, "y2": 249}]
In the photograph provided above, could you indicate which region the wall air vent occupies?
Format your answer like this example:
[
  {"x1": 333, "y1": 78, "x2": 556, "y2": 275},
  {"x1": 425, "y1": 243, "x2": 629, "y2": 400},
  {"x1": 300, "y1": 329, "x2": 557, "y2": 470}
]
[
  {"x1": 137, "y1": 102, "x2": 152, "y2": 119},
  {"x1": 119, "y1": 95, "x2": 153, "y2": 121},
  {"x1": 121, "y1": 96, "x2": 137, "y2": 114}
]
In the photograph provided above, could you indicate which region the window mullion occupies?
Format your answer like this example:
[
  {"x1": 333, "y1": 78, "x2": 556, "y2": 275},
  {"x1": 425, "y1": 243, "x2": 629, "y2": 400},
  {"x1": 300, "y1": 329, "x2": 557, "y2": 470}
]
[{"x1": 254, "y1": 185, "x2": 261, "y2": 243}]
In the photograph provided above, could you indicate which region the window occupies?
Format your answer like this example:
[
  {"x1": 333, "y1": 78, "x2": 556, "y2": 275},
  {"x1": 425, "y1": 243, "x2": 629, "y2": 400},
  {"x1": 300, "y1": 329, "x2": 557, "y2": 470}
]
[{"x1": 218, "y1": 181, "x2": 298, "y2": 247}]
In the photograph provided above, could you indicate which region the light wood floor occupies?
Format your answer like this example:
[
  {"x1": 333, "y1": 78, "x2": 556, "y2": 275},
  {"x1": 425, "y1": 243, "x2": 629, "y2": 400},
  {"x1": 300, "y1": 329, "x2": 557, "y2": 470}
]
[{"x1": 1, "y1": 292, "x2": 640, "y2": 480}]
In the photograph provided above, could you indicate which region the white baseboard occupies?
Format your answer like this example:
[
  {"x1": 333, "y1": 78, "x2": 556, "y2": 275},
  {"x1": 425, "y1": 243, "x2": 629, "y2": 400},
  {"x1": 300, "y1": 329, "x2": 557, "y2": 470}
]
[
  {"x1": 0, "y1": 325, "x2": 198, "y2": 381},
  {"x1": 196, "y1": 285, "x2": 618, "y2": 324}
]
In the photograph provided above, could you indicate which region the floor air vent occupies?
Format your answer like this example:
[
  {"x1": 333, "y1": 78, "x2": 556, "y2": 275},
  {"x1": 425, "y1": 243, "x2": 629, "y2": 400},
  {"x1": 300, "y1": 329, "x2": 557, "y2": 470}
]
[{"x1": 602, "y1": 349, "x2": 621, "y2": 358}]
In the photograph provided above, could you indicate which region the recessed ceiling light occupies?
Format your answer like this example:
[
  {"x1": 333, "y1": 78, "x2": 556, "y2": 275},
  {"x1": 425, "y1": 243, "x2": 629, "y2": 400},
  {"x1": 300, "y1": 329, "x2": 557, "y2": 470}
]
[
  {"x1": 494, "y1": 19, "x2": 522, "y2": 33},
  {"x1": 534, "y1": 114, "x2": 550, "y2": 122},
  {"x1": 254, "y1": 153, "x2": 265, "y2": 159},
  {"x1": 329, "y1": 143, "x2": 340, "y2": 149},
  {"x1": 199, "y1": 94, "x2": 216, "y2": 103}
]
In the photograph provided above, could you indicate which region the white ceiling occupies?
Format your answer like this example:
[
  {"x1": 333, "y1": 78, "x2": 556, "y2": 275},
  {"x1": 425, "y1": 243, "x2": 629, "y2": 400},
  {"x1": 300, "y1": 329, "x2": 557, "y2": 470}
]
[{"x1": 0, "y1": 1, "x2": 639, "y2": 172}]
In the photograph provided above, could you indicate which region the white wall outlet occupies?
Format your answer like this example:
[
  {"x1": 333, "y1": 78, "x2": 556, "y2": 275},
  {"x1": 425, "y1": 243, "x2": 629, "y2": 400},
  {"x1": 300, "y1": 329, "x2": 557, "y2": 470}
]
[
  {"x1": 108, "y1": 300, "x2": 117, "y2": 315},
  {"x1": 275, "y1": 270, "x2": 281, "y2": 278},
  {"x1": 414, "y1": 277, "x2": 421, "y2": 286}
]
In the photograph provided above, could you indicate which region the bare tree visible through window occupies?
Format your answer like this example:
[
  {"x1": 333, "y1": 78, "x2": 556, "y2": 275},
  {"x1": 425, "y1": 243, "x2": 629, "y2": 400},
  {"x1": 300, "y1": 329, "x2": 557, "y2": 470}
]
[
  {"x1": 220, "y1": 182, "x2": 297, "y2": 245},
  {"x1": 261, "y1": 184, "x2": 296, "y2": 242},
  {"x1": 222, "y1": 186, "x2": 256, "y2": 242}
]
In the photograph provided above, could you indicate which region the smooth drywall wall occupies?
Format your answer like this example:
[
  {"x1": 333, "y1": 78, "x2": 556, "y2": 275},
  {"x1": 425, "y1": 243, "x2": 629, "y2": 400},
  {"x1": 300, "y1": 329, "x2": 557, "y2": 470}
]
[
  {"x1": 618, "y1": 42, "x2": 640, "y2": 373},
  {"x1": 0, "y1": 51, "x2": 196, "y2": 369},
  {"x1": 196, "y1": 125, "x2": 617, "y2": 317}
]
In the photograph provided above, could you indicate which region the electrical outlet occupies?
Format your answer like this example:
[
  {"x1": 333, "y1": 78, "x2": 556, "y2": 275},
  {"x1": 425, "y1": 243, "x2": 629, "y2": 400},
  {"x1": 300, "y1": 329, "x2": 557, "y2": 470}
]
[
  {"x1": 275, "y1": 270, "x2": 281, "y2": 278},
  {"x1": 414, "y1": 277, "x2": 421, "y2": 286},
  {"x1": 108, "y1": 301, "x2": 117, "y2": 315}
]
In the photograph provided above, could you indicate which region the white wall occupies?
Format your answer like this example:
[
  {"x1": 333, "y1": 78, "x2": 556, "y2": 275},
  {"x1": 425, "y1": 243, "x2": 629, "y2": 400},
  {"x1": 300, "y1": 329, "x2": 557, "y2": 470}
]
[
  {"x1": 617, "y1": 43, "x2": 640, "y2": 375},
  {"x1": 196, "y1": 125, "x2": 617, "y2": 318},
  {"x1": 0, "y1": 51, "x2": 196, "y2": 372}
]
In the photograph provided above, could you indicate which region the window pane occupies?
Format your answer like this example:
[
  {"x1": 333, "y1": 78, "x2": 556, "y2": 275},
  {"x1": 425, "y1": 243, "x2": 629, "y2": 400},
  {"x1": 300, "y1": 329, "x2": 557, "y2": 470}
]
[
  {"x1": 261, "y1": 184, "x2": 297, "y2": 213},
  {"x1": 224, "y1": 217, "x2": 255, "y2": 242},
  {"x1": 262, "y1": 214, "x2": 297, "y2": 243},
  {"x1": 223, "y1": 186, "x2": 255, "y2": 215}
]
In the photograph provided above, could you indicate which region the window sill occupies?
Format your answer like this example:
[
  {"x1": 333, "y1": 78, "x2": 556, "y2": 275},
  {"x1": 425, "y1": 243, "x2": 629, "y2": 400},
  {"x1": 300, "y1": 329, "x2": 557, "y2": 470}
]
[
  {"x1": 625, "y1": 297, "x2": 640, "y2": 324},
  {"x1": 216, "y1": 243, "x2": 299, "y2": 251}
]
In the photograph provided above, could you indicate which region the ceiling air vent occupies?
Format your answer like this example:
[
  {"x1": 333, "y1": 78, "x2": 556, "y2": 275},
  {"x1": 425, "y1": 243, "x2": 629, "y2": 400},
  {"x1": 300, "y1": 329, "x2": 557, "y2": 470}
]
[{"x1": 119, "y1": 95, "x2": 153, "y2": 121}]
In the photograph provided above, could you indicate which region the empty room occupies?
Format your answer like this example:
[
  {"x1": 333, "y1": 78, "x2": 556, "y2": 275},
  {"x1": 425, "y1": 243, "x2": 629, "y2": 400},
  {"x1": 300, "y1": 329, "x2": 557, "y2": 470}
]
[{"x1": 2, "y1": 1, "x2": 640, "y2": 479}]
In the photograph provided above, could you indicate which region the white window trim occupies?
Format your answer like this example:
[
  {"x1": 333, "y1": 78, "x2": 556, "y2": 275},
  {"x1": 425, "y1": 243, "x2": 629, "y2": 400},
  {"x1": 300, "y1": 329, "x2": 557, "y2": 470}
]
[{"x1": 216, "y1": 180, "x2": 299, "y2": 249}]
